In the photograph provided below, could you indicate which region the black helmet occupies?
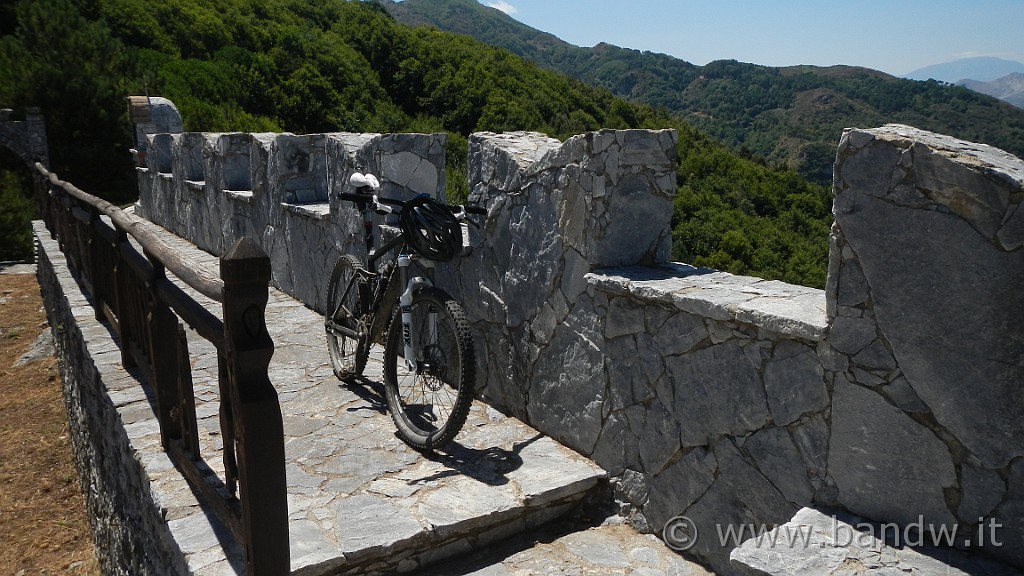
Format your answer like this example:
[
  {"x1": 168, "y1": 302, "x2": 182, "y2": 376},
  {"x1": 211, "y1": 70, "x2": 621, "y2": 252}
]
[{"x1": 400, "y1": 195, "x2": 462, "y2": 261}]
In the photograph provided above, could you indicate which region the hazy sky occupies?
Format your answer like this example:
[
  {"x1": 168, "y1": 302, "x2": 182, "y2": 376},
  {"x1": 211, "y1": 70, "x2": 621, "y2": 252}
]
[{"x1": 481, "y1": 0, "x2": 1024, "y2": 76}]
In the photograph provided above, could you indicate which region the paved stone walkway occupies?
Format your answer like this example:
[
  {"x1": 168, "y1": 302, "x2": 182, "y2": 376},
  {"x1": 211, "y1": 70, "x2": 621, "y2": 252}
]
[
  {"x1": 98, "y1": 221, "x2": 608, "y2": 575},
  {"x1": 37, "y1": 217, "x2": 714, "y2": 575}
]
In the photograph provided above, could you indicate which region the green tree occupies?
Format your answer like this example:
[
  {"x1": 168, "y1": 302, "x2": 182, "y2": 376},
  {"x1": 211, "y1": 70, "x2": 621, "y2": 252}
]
[
  {"x1": 0, "y1": 168, "x2": 36, "y2": 261},
  {"x1": 0, "y1": 0, "x2": 137, "y2": 202}
]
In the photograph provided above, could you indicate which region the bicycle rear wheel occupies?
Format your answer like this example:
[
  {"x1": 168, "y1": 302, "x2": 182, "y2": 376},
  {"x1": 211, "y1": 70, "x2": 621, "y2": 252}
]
[
  {"x1": 383, "y1": 287, "x2": 475, "y2": 450},
  {"x1": 325, "y1": 255, "x2": 371, "y2": 381}
]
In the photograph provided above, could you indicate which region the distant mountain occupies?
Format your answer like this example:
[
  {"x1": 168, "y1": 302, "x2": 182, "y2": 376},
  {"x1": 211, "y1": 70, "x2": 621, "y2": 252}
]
[
  {"x1": 384, "y1": 0, "x2": 1024, "y2": 185},
  {"x1": 960, "y1": 73, "x2": 1024, "y2": 109},
  {"x1": 905, "y1": 57, "x2": 1024, "y2": 83}
]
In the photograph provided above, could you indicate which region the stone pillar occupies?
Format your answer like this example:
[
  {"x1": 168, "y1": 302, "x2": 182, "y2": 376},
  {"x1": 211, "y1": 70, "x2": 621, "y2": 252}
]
[
  {"x1": 454, "y1": 129, "x2": 678, "y2": 434},
  {"x1": 126, "y1": 96, "x2": 183, "y2": 167},
  {"x1": 25, "y1": 107, "x2": 49, "y2": 168},
  {"x1": 828, "y1": 124, "x2": 1024, "y2": 567}
]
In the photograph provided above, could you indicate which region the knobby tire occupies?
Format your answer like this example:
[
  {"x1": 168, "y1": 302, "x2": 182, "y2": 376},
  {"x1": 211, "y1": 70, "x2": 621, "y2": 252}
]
[
  {"x1": 383, "y1": 287, "x2": 475, "y2": 451},
  {"x1": 325, "y1": 255, "x2": 370, "y2": 381}
]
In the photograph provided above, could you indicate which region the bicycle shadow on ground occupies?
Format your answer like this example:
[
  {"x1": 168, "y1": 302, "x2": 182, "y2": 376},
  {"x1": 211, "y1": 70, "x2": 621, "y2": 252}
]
[
  {"x1": 336, "y1": 376, "x2": 542, "y2": 488},
  {"x1": 412, "y1": 433, "x2": 544, "y2": 487},
  {"x1": 339, "y1": 376, "x2": 389, "y2": 415}
]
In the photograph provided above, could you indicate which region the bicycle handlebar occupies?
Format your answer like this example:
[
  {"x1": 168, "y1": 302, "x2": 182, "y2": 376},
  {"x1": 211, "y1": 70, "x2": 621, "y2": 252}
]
[
  {"x1": 337, "y1": 192, "x2": 371, "y2": 205},
  {"x1": 340, "y1": 172, "x2": 486, "y2": 220}
]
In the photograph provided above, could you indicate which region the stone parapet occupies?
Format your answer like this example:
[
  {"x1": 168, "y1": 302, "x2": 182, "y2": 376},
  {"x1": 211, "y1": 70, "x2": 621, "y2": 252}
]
[
  {"x1": 34, "y1": 219, "x2": 607, "y2": 576},
  {"x1": 135, "y1": 131, "x2": 445, "y2": 311},
  {"x1": 449, "y1": 130, "x2": 834, "y2": 573},
  {"x1": 117, "y1": 113, "x2": 1024, "y2": 574}
]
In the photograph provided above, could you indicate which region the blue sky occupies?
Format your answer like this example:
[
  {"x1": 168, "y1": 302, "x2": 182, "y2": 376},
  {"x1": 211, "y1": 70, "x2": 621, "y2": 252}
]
[{"x1": 480, "y1": 0, "x2": 1024, "y2": 76}]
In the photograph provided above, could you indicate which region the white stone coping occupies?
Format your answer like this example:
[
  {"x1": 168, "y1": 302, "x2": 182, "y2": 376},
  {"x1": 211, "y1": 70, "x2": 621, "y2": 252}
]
[
  {"x1": 858, "y1": 124, "x2": 1024, "y2": 182},
  {"x1": 224, "y1": 189, "x2": 253, "y2": 203},
  {"x1": 588, "y1": 263, "x2": 828, "y2": 341},
  {"x1": 282, "y1": 201, "x2": 330, "y2": 220}
]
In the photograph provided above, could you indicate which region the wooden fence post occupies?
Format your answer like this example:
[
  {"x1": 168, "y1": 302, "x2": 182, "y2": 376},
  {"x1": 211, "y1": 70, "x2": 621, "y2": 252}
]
[
  {"x1": 220, "y1": 237, "x2": 289, "y2": 575},
  {"x1": 147, "y1": 255, "x2": 184, "y2": 450}
]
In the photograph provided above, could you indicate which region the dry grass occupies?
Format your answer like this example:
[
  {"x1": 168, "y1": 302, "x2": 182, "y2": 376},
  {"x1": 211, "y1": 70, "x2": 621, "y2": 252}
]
[{"x1": 0, "y1": 273, "x2": 100, "y2": 575}]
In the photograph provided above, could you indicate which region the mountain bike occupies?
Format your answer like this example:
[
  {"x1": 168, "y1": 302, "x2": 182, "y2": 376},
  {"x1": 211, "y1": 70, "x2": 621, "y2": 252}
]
[{"x1": 324, "y1": 172, "x2": 486, "y2": 451}]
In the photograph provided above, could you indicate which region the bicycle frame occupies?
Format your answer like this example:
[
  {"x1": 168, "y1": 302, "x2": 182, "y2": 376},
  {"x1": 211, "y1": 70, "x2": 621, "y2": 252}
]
[{"x1": 352, "y1": 198, "x2": 438, "y2": 373}]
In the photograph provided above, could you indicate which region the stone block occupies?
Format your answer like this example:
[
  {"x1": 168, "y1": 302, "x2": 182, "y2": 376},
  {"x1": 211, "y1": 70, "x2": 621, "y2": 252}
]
[
  {"x1": 829, "y1": 376, "x2": 956, "y2": 528},
  {"x1": 835, "y1": 181, "x2": 1024, "y2": 467},
  {"x1": 529, "y1": 318, "x2": 606, "y2": 455},
  {"x1": 763, "y1": 339, "x2": 829, "y2": 426},
  {"x1": 668, "y1": 341, "x2": 771, "y2": 446},
  {"x1": 827, "y1": 315, "x2": 876, "y2": 355},
  {"x1": 731, "y1": 506, "x2": 1020, "y2": 576},
  {"x1": 745, "y1": 426, "x2": 815, "y2": 505},
  {"x1": 680, "y1": 439, "x2": 797, "y2": 575},
  {"x1": 605, "y1": 296, "x2": 646, "y2": 339},
  {"x1": 652, "y1": 310, "x2": 707, "y2": 357},
  {"x1": 643, "y1": 445, "x2": 717, "y2": 532}
]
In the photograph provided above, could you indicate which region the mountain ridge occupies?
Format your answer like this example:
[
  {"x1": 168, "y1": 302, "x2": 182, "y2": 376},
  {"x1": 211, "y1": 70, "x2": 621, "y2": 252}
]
[
  {"x1": 905, "y1": 56, "x2": 1024, "y2": 83},
  {"x1": 2, "y1": 0, "x2": 840, "y2": 286},
  {"x1": 384, "y1": 0, "x2": 1024, "y2": 184},
  {"x1": 959, "y1": 73, "x2": 1024, "y2": 109}
]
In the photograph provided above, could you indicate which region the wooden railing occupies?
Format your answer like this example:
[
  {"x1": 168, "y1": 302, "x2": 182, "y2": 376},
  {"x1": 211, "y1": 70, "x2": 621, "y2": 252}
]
[{"x1": 35, "y1": 163, "x2": 289, "y2": 575}]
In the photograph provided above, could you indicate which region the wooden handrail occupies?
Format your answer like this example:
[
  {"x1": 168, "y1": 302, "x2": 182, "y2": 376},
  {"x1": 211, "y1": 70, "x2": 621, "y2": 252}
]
[
  {"x1": 35, "y1": 163, "x2": 224, "y2": 301},
  {"x1": 34, "y1": 162, "x2": 289, "y2": 575}
]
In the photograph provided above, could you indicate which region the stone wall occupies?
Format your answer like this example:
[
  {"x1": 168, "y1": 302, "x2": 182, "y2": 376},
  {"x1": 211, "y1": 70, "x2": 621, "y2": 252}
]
[
  {"x1": 0, "y1": 106, "x2": 50, "y2": 170},
  {"x1": 36, "y1": 223, "x2": 191, "y2": 575},
  {"x1": 135, "y1": 130, "x2": 445, "y2": 311},
  {"x1": 447, "y1": 127, "x2": 1023, "y2": 573},
  {"x1": 448, "y1": 130, "x2": 831, "y2": 574},
  {"x1": 127, "y1": 121, "x2": 1023, "y2": 574}
]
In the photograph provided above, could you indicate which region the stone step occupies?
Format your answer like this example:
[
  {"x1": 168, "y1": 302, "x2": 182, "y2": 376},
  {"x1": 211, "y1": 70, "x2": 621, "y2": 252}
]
[
  {"x1": 36, "y1": 219, "x2": 607, "y2": 575},
  {"x1": 409, "y1": 516, "x2": 716, "y2": 576},
  {"x1": 730, "y1": 507, "x2": 1020, "y2": 576},
  {"x1": 278, "y1": 350, "x2": 608, "y2": 575}
]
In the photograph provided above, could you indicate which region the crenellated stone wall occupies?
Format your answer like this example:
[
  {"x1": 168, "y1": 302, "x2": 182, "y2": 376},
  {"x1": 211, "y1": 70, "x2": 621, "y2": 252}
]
[
  {"x1": 135, "y1": 130, "x2": 445, "y2": 310},
  {"x1": 128, "y1": 118, "x2": 1022, "y2": 574},
  {"x1": 449, "y1": 130, "x2": 679, "y2": 419}
]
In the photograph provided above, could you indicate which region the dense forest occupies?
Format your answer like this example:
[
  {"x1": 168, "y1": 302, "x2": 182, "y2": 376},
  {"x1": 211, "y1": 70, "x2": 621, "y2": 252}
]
[
  {"x1": 2, "y1": 0, "x2": 831, "y2": 287},
  {"x1": 386, "y1": 0, "x2": 1024, "y2": 185}
]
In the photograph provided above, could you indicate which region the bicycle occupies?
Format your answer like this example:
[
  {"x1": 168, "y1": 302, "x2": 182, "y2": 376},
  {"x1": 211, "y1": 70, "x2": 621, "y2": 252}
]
[{"x1": 324, "y1": 172, "x2": 486, "y2": 451}]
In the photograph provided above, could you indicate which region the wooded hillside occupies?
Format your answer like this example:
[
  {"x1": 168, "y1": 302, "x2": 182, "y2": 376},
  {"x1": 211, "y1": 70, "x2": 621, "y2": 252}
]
[
  {"x1": 1, "y1": 0, "x2": 832, "y2": 287},
  {"x1": 386, "y1": 0, "x2": 1024, "y2": 185}
]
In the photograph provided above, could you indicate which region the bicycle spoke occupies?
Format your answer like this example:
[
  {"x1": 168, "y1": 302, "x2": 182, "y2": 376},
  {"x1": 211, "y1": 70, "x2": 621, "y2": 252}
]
[{"x1": 383, "y1": 288, "x2": 475, "y2": 450}]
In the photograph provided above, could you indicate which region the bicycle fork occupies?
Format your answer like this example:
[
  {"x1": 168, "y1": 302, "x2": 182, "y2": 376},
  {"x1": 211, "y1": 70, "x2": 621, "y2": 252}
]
[{"x1": 397, "y1": 253, "x2": 434, "y2": 372}]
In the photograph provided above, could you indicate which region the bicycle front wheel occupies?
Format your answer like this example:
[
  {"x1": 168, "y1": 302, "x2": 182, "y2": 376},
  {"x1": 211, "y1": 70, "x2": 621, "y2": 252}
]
[
  {"x1": 325, "y1": 255, "x2": 370, "y2": 381},
  {"x1": 383, "y1": 287, "x2": 475, "y2": 451}
]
